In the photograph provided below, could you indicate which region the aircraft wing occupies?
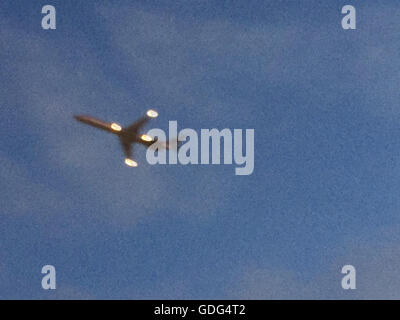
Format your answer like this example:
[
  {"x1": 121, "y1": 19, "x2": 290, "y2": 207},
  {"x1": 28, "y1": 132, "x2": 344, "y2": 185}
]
[
  {"x1": 120, "y1": 138, "x2": 132, "y2": 159},
  {"x1": 126, "y1": 116, "x2": 149, "y2": 135}
]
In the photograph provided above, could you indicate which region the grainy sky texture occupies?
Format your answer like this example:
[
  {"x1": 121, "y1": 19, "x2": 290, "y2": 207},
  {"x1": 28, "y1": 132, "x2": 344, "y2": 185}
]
[{"x1": 1, "y1": 0, "x2": 400, "y2": 299}]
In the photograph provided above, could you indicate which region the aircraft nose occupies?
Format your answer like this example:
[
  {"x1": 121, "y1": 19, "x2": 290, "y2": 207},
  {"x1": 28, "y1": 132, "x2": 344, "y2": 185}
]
[{"x1": 74, "y1": 115, "x2": 86, "y2": 122}]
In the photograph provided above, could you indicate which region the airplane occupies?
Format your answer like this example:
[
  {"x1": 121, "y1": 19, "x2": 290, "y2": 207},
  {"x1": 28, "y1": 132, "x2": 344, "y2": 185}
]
[{"x1": 74, "y1": 109, "x2": 172, "y2": 167}]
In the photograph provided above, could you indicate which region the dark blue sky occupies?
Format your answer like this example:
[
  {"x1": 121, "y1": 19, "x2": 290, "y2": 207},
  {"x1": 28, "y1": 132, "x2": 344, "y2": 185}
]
[{"x1": 1, "y1": 0, "x2": 400, "y2": 299}]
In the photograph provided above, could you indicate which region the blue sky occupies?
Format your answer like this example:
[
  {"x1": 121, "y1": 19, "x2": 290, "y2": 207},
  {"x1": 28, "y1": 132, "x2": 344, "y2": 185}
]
[{"x1": 1, "y1": 0, "x2": 400, "y2": 299}]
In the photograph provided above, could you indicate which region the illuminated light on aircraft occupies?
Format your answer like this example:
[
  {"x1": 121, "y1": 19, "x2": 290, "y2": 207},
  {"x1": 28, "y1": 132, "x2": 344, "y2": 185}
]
[
  {"x1": 110, "y1": 123, "x2": 122, "y2": 131},
  {"x1": 140, "y1": 134, "x2": 153, "y2": 142},
  {"x1": 146, "y1": 109, "x2": 158, "y2": 118},
  {"x1": 125, "y1": 158, "x2": 138, "y2": 167}
]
